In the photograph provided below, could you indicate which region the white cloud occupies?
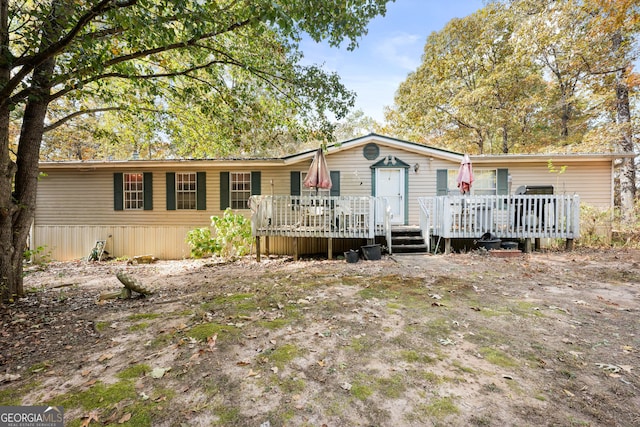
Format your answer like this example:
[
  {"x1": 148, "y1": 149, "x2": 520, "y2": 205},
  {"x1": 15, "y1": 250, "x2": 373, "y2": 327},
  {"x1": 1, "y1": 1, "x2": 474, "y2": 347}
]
[{"x1": 374, "y1": 33, "x2": 422, "y2": 71}]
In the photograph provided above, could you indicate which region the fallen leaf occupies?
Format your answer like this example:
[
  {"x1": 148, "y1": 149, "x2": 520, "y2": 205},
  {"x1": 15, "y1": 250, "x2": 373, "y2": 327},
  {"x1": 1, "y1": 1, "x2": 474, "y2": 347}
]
[
  {"x1": 271, "y1": 366, "x2": 278, "y2": 374},
  {"x1": 83, "y1": 379, "x2": 97, "y2": 387},
  {"x1": 98, "y1": 353, "x2": 113, "y2": 362},
  {"x1": 563, "y1": 389, "x2": 574, "y2": 397},
  {"x1": 118, "y1": 413, "x2": 132, "y2": 424},
  {"x1": 81, "y1": 369, "x2": 91, "y2": 377},
  {"x1": 341, "y1": 382, "x2": 352, "y2": 391},
  {"x1": 81, "y1": 410, "x2": 100, "y2": 427},
  {"x1": 236, "y1": 361, "x2": 250, "y2": 366},
  {"x1": 247, "y1": 369, "x2": 259, "y2": 377},
  {"x1": 317, "y1": 360, "x2": 326, "y2": 367},
  {"x1": 150, "y1": 367, "x2": 171, "y2": 379},
  {"x1": 207, "y1": 334, "x2": 218, "y2": 351}
]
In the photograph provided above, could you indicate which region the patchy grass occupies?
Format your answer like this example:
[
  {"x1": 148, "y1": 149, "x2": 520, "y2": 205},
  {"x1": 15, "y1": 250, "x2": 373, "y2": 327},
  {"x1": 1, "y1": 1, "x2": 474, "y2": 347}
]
[
  {"x1": 47, "y1": 381, "x2": 137, "y2": 411},
  {"x1": 0, "y1": 381, "x2": 40, "y2": 405},
  {"x1": 117, "y1": 363, "x2": 152, "y2": 380},
  {"x1": 128, "y1": 313, "x2": 161, "y2": 321},
  {"x1": 264, "y1": 344, "x2": 304, "y2": 369},
  {"x1": 478, "y1": 347, "x2": 519, "y2": 369},
  {"x1": 410, "y1": 396, "x2": 460, "y2": 422},
  {"x1": 128, "y1": 321, "x2": 150, "y2": 332},
  {"x1": 187, "y1": 322, "x2": 239, "y2": 342}
]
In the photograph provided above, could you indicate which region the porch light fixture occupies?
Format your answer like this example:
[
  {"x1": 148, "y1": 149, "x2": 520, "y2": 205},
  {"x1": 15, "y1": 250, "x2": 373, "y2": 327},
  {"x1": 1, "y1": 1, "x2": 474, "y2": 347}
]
[{"x1": 413, "y1": 163, "x2": 420, "y2": 173}]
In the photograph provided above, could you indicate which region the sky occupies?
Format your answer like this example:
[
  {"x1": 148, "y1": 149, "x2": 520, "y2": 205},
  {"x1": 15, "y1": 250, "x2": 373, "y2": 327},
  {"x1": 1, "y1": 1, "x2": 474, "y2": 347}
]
[{"x1": 300, "y1": 0, "x2": 486, "y2": 123}]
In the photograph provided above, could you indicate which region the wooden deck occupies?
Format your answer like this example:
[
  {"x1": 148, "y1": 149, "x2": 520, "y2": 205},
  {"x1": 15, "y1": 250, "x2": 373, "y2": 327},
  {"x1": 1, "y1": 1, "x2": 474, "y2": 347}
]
[
  {"x1": 419, "y1": 195, "x2": 581, "y2": 252},
  {"x1": 249, "y1": 195, "x2": 391, "y2": 260},
  {"x1": 249, "y1": 194, "x2": 581, "y2": 259}
]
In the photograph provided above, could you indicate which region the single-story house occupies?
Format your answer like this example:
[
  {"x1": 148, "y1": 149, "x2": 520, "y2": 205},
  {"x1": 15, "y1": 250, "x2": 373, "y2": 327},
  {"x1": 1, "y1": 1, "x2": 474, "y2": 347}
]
[{"x1": 33, "y1": 134, "x2": 624, "y2": 261}]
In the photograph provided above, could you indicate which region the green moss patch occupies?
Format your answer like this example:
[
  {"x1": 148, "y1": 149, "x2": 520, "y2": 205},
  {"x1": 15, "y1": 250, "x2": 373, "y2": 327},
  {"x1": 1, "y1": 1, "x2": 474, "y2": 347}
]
[
  {"x1": 479, "y1": 347, "x2": 519, "y2": 368},
  {"x1": 264, "y1": 344, "x2": 304, "y2": 369},
  {"x1": 188, "y1": 322, "x2": 239, "y2": 342},
  {"x1": 117, "y1": 364, "x2": 152, "y2": 380}
]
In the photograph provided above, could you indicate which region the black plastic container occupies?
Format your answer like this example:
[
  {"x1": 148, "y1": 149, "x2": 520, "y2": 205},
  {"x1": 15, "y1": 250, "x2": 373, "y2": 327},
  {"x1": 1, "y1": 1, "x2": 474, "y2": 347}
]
[
  {"x1": 361, "y1": 244, "x2": 382, "y2": 260},
  {"x1": 476, "y1": 233, "x2": 501, "y2": 250},
  {"x1": 344, "y1": 250, "x2": 359, "y2": 263}
]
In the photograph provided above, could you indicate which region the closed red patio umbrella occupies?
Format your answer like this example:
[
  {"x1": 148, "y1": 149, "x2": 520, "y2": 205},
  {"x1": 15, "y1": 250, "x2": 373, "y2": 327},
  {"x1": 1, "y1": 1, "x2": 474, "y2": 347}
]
[
  {"x1": 303, "y1": 148, "x2": 332, "y2": 192},
  {"x1": 456, "y1": 154, "x2": 474, "y2": 195}
]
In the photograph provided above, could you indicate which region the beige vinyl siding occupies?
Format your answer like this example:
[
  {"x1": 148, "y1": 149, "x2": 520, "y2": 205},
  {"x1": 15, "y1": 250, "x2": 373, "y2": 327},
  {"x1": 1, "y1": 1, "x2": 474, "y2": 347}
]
[
  {"x1": 33, "y1": 225, "x2": 195, "y2": 261},
  {"x1": 484, "y1": 160, "x2": 612, "y2": 208}
]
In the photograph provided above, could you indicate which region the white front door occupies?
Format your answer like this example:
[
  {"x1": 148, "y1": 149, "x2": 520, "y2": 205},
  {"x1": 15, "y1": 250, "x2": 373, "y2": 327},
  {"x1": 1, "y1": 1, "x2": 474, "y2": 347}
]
[{"x1": 376, "y1": 168, "x2": 404, "y2": 224}]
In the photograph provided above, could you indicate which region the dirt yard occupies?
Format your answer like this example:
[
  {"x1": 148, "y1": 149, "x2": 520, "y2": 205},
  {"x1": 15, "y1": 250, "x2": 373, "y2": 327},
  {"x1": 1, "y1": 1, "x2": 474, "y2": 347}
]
[{"x1": 1, "y1": 248, "x2": 639, "y2": 426}]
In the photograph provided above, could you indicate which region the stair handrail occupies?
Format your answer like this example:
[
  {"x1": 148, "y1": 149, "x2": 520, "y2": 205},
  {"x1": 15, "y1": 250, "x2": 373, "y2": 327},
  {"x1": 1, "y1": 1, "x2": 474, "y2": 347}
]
[
  {"x1": 381, "y1": 197, "x2": 393, "y2": 255},
  {"x1": 417, "y1": 197, "x2": 432, "y2": 253}
]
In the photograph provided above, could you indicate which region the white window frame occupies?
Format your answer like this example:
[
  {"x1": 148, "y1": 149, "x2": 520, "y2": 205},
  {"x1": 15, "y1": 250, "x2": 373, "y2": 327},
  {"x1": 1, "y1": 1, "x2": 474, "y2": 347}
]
[
  {"x1": 447, "y1": 169, "x2": 497, "y2": 195},
  {"x1": 124, "y1": 173, "x2": 144, "y2": 210},
  {"x1": 230, "y1": 172, "x2": 251, "y2": 210},
  {"x1": 176, "y1": 172, "x2": 197, "y2": 210}
]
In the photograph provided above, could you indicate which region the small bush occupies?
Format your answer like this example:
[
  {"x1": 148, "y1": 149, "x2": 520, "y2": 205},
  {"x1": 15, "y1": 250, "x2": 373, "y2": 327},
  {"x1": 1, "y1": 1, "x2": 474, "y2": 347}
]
[{"x1": 186, "y1": 209, "x2": 253, "y2": 259}]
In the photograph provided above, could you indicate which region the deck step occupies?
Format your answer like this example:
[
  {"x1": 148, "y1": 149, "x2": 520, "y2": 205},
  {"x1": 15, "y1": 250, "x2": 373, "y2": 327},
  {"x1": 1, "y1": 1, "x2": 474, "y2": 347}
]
[{"x1": 390, "y1": 226, "x2": 428, "y2": 254}]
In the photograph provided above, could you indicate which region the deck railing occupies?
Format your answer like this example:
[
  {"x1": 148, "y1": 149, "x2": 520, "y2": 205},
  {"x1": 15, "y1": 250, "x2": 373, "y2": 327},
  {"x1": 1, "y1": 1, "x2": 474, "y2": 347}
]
[
  {"x1": 418, "y1": 197, "x2": 433, "y2": 253},
  {"x1": 423, "y1": 195, "x2": 580, "y2": 239},
  {"x1": 249, "y1": 195, "x2": 378, "y2": 239}
]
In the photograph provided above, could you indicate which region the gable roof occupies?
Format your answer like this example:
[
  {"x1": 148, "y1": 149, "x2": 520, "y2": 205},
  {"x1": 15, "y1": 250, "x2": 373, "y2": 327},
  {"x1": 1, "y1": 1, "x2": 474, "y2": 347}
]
[
  {"x1": 38, "y1": 132, "x2": 631, "y2": 171},
  {"x1": 282, "y1": 133, "x2": 464, "y2": 164}
]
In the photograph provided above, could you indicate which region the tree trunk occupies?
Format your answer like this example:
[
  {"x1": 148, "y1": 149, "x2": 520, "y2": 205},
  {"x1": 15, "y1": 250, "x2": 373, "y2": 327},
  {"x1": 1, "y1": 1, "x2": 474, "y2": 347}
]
[
  {"x1": 0, "y1": 0, "x2": 17, "y2": 302},
  {"x1": 0, "y1": 1, "x2": 60, "y2": 302},
  {"x1": 612, "y1": 32, "x2": 637, "y2": 225},
  {"x1": 616, "y1": 67, "x2": 637, "y2": 224},
  {"x1": 501, "y1": 124, "x2": 509, "y2": 154}
]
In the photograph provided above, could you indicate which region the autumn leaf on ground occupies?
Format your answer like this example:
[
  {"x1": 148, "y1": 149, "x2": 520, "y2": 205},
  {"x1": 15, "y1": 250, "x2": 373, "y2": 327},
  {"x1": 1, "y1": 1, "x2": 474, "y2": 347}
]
[
  {"x1": 98, "y1": 353, "x2": 113, "y2": 362},
  {"x1": 118, "y1": 413, "x2": 132, "y2": 424},
  {"x1": 150, "y1": 367, "x2": 171, "y2": 379},
  {"x1": 207, "y1": 334, "x2": 217, "y2": 351},
  {"x1": 80, "y1": 410, "x2": 100, "y2": 427}
]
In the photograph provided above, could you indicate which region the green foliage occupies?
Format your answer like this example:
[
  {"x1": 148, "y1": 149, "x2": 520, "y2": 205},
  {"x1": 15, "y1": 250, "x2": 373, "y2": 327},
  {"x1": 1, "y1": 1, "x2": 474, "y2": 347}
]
[
  {"x1": 579, "y1": 204, "x2": 613, "y2": 248},
  {"x1": 210, "y1": 210, "x2": 254, "y2": 259},
  {"x1": 187, "y1": 209, "x2": 253, "y2": 259},
  {"x1": 186, "y1": 227, "x2": 218, "y2": 258},
  {"x1": 23, "y1": 245, "x2": 51, "y2": 265}
]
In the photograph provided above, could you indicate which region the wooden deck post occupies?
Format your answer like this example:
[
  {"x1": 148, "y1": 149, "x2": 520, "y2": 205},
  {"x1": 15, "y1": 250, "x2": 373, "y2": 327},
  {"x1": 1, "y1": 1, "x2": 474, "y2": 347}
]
[
  {"x1": 565, "y1": 239, "x2": 574, "y2": 251},
  {"x1": 523, "y1": 238, "x2": 532, "y2": 253},
  {"x1": 444, "y1": 238, "x2": 452, "y2": 254},
  {"x1": 255, "y1": 236, "x2": 261, "y2": 262},
  {"x1": 328, "y1": 238, "x2": 333, "y2": 260},
  {"x1": 265, "y1": 236, "x2": 270, "y2": 257},
  {"x1": 293, "y1": 237, "x2": 298, "y2": 261}
]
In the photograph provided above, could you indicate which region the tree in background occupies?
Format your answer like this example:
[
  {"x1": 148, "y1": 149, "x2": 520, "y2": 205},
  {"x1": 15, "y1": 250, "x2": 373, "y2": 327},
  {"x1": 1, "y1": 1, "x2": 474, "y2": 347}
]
[
  {"x1": 389, "y1": 3, "x2": 546, "y2": 154},
  {"x1": 0, "y1": 0, "x2": 392, "y2": 302},
  {"x1": 582, "y1": 0, "x2": 639, "y2": 224}
]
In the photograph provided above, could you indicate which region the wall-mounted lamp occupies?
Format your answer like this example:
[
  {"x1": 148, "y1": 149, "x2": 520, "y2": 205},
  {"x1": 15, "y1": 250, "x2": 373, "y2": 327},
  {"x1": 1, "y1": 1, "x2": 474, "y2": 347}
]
[{"x1": 413, "y1": 163, "x2": 420, "y2": 173}]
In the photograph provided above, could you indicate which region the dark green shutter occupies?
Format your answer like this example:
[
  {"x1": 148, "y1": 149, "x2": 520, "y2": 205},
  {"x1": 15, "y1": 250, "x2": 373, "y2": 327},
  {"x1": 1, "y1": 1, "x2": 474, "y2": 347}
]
[
  {"x1": 143, "y1": 172, "x2": 153, "y2": 210},
  {"x1": 197, "y1": 172, "x2": 206, "y2": 210},
  {"x1": 330, "y1": 171, "x2": 340, "y2": 196},
  {"x1": 114, "y1": 173, "x2": 123, "y2": 211},
  {"x1": 220, "y1": 172, "x2": 230, "y2": 210},
  {"x1": 497, "y1": 168, "x2": 509, "y2": 195},
  {"x1": 290, "y1": 171, "x2": 301, "y2": 195},
  {"x1": 166, "y1": 172, "x2": 176, "y2": 210},
  {"x1": 251, "y1": 171, "x2": 261, "y2": 195},
  {"x1": 436, "y1": 169, "x2": 448, "y2": 195}
]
